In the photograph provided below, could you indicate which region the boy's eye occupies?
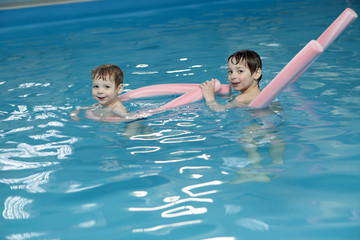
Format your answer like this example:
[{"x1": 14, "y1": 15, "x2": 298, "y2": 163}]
[
  {"x1": 93, "y1": 85, "x2": 98, "y2": 88},
  {"x1": 105, "y1": 85, "x2": 111, "y2": 88}
]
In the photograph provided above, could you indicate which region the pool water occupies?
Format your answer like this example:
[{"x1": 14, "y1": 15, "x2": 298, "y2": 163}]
[{"x1": 1, "y1": 0, "x2": 360, "y2": 239}]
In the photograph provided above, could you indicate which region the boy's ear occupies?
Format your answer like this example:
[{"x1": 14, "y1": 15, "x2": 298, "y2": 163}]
[
  {"x1": 254, "y1": 68, "x2": 262, "y2": 80},
  {"x1": 117, "y1": 84, "x2": 124, "y2": 94}
]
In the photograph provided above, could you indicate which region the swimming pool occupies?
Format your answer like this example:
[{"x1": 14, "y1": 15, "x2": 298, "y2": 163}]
[{"x1": 1, "y1": 0, "x2": 360, "y2": 239}]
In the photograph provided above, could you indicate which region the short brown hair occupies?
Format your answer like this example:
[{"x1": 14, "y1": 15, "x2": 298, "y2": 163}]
[
  {"x1": 228, "y1": 50, "x2": 262, "y2": 82},
  {"x1": 91, "y1": 64, "x2": 123, "y2": 87}
]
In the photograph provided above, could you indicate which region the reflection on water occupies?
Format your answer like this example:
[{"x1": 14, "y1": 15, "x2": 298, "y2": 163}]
[
  {"x1": 0, "y1": 159, "x2": 58, "y2": 171},
  {"x1": 0, "y1": 171, "x2": 53, "y2": 193},
  {"x1": 132, "y1": 219, "x2": 202, "y2": 233},
  {"x1": 127, "y1": 146, "x2": 161, "y2": 155},
  {"x1": 122, "y1": 107, "x2": 284, "y2": 234},
  {"x1": 3, "y1": 196, "x2": 33, "y2": 220},
  {"x1": 129, "y1": 197, "x2": 213, "y2": 212},
  {"x1": 1, "y1": 141, "x2": 73, "y2": 159},
  {"x1": 236, "y1": 218, "x2": 270, "y2": 232},
  {"x1": 5, "y1": 232, "x2": 47, "y2": 240}
]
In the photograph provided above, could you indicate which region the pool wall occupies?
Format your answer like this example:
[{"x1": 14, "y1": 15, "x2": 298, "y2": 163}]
[{"x1": 1, "y1": 0, "x2": 289, "y2": 29}]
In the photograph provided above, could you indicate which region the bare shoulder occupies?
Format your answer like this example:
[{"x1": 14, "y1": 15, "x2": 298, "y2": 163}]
[
  {"x1": 111, "y1": 102, "x2": 128, "y2": 116},
  {"x1": 233, "y1": 95, "x2": 252, "y2": 107}
]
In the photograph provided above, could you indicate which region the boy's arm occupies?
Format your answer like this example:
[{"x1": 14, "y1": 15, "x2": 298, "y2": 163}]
[
  {"x1": 111, "y1": 107, "x2": 147, "y2": 122},
  {"x1": 69, "y1": 106, "x2": 92, "y2": 121}
]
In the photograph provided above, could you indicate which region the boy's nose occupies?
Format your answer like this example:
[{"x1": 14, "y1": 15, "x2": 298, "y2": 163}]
[{"x1": 230, "y1": 74, "x2": 237, "y2": 80}]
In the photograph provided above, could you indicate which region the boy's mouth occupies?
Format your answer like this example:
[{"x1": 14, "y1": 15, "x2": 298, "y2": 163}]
[{"x1": 98, "y1": 97, "x2": 106, "y2": 101}]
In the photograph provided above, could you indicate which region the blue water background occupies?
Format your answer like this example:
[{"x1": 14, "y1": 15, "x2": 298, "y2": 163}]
[{"x1": 1, "y1": 0, "x2": 360, "y2": 239}]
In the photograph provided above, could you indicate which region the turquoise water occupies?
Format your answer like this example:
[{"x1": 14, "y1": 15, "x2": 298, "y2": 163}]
[{"x1": 1, "y1": 0, "x2": 360, "y2": 239}]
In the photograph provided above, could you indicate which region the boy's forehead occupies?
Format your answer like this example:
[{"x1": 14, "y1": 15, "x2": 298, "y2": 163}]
[
  {"x1": 228, "y1": 58, "x2": 248, "y2": 68},
  {"x1": 93, "y1": 73, "x2": 114, "y2": 81}
]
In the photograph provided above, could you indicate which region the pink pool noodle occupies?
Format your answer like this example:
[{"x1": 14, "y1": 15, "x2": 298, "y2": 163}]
[
  {"x1": 249, "y1": 40, "x2": 323, "y2": 108},
  {"x1": 137, "y1": 80, "x2": 223, "y2": 116},
  {"x1": 249, "y1": 8, "x2": 357, "y2": 108},
  {"x1": 119, "y1": 83, "x2": 230, "y2": 102},
  {"x1": 119, "y1": 84, "x2": 200, "y2": 102},
  {"x1": 317, "y1": 8, "x2": 357, "y2": 50},
  {"x1": 217, "y1": 84, "x2": 231, "y2": 94},
  {"x1": 290, "y1": 8, "x2": 358, "y2": 84},
  {"x1": 159, "y1": 80, "x2": 222, "y2": 111}
]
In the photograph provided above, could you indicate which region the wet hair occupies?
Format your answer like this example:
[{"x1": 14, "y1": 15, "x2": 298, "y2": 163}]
[
  {"x1": 228, "y1": 50, "x2": 262, "y2": 82},
  {"x1": 91, "y1": 64, "x2": 123, "y2": 88}
]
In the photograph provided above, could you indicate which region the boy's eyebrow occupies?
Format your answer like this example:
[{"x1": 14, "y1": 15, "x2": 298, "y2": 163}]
[{"x1": 228, "y1": 66, "x2": 246, "y2": 69}]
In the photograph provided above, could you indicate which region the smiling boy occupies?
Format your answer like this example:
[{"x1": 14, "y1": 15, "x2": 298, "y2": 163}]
[
  {"x1": 70, "y1": 64, "x2": 132, "y2": 121},
  {"x1": 200, "y1": 50, "x2": 262, "y2": 111}
]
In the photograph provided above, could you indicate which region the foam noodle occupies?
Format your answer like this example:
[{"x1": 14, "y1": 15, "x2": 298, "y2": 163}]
[
  {"x1": 248, "y1": 40, "x2": 323, "y2": 108},
  {"x1": 119, "y1": 83, "x2": 230, "y2": 102},
  {"x1": 117, "y1": 81, "x2": 229, "y2": 117},
  {"x1": 290, "y1": 8, "x2": 358, "y2": 84},
  {"x1": 156, "y1": 80, "x2": 222, "y2": 112},
  {"x1": 217, "y1": 84, "x2": 231, "y2": 94},
  {"x1": 137, "y1": 79, "x2": 223, "y2": 116},
  {"x1": 119, "y1": 84, "x2": 200, "y2": 102},
  {"x1": 250, "y1": 8, "x2": 357, "y2": 108},
  {"x1": 317, "y1": 8, "x2": 358, "y2": 50}
]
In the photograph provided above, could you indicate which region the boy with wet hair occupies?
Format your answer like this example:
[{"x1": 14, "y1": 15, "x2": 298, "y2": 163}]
[
  {"x1": 200, "y1": 50, "x2": 262, "y2": 111},
  {"x1": 70, "y1": 64, "x2": 134, "y2": 121}
]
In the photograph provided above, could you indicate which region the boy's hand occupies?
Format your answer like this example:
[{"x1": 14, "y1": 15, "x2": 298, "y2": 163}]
[
  {"x1": 70, "y1": 110, "x2": 81, "y2": 121},
  {"x1": 200, "y1": 78, "x2": 217, "y2": 103}
]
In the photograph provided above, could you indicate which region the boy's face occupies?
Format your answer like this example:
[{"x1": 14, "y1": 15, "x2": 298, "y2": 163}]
[
  {"x1": 227, "y1": 58, "x2": 261, "y2": 92},
  {"x1": 92, "y1": 75, "x2": 123, "y2": 107}
]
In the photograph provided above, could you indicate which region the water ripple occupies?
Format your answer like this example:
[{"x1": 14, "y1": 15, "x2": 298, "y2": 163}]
[
  {"x1": 0, "y1": 159, "x2": 59, "y2": 171},
  {"x1": 0, "y1": 139, "x2": 75, "y2": 160},
  {"x1": 161, "y1": 205, "x2": 207, "y2": 218},
  {"x1": 130, "y1": 129, "x2": 191, "y2": 141},
  {"x1": 1, "y1": 105, "x2": 29, "y2": 122},
  {"x1": 236, "y1": 218, "x2": 270, "y2": 232},
  {"x1": 2, "y1": 196, "x2": 33, "y2": 220},
  {"x1": 182, "y1": 180, "x2": 222, "y2": 197},
  {"x1": 5, "y1": 232, "x2": 47, "y2": 240},
  {"x1": 155, "y1": 153, "x2": 209, "y2": 164},
  {"x1": 127, "y1": 146, "x2": 161, "y2": 154},
  {"x1": 0, "y1": 171, "x2": 53, "y2": 193},
  {"x1": 129, "y1": 197, "x2": 213, "y2": 212},
  {"x1": 160, "y1": 135, "x2": 206, "y2": 143},
  {"x1": 0, "y1": 127, "x2": 34, "y2": 137},
  {"x1": 132, "y1": 220, "x2": 202, "y2": 233}
]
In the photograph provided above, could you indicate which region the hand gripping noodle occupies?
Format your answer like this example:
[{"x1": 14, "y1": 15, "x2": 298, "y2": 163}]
[{"x1": 249, "y1": 8, "x2": 357, "y2": 108}]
